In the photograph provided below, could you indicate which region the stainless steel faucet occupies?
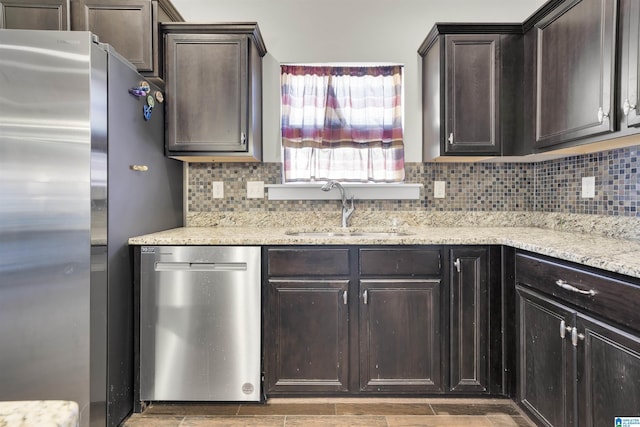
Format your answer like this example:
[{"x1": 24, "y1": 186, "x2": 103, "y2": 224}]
[{"x1": 321, "y1": 180, "x2": 355, "y2": 228}]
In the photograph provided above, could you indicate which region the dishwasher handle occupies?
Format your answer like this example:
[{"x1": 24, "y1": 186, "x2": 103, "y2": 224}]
[{"x1": 155, "y1": 262, "x2": 248, "y2": 272}]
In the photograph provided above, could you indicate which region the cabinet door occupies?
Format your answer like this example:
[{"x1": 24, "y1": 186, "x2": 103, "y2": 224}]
[
  {"x1": 165, "y1": 33, "x2": 248, "y2": 154},
  {"x1": 0, "y1": 0, "x2": 69, "y2": 29},
  {"x1": 621, "y1": 0, "x2": 640, "y2": 128},
  {"x1": 534, "y1": 0, "x2": 616, "y2": 148},
  {"x1": 449, "y1": 247, "x2": 488, "y2": 393},
  {"x1": 266, "y1": 279, "x2": 350, "y2": 393},
  {"x1": 516, "y1": 286, "x2": 576, "y2": 427},
  {"x1": 71, "y1": 0, "x2": 155, "y2": 72},
  {"x1": 445, "y1": 34, "x2": 500, "y2": 155},
  {"x1": 359, "y1": 279, "x2": 442, "y2": 393},
  {"x1": 577, "y1": 314, "x2": 640, "y2": 426}
]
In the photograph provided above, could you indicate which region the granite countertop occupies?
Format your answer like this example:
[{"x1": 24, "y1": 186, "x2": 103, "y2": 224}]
[
  {"x1": 129, "y1": 225, "x2": 640, "y2": 279},
  {"x1": 0, "y1": 400, "x2": 79, "y2": 427}
]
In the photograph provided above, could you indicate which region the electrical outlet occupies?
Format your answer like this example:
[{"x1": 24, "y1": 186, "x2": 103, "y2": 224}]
[
  {"x1": 581, "y1": 176, "x2": 595, "y2": 198},
  {"x1": 246, "y1": 181, "x2": 265, "y2": 199},
  {"x1": 211, "y1": 181, "x2": 224, "y2": 199},
  {"x1": 434, "y1": 181, "x2": 446, "y2": 199}
]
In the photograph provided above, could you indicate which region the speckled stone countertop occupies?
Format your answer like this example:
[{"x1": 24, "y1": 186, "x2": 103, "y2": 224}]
[
  {"x1": 129, "y1": 219, "x2": 640, "y2": 279},
  {"x1": 0, "y1": 400, "x2": 79, "y2": 427}
]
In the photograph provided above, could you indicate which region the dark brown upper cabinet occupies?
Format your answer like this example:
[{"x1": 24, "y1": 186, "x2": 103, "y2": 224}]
[
  {"x1": 531, "y1": 0, "x2": 617, "y2": 148},
  {"x1": 419, "y1": 25, "x2": 525, "y2": 160},
  {"x1": 0, "y1": 0, "x2": 183, "y2": 79},
  {"x1": 0, "y1": 0, "x2": 69, "y2": 30},
  {"x1": 162, "y1": 23, "x2": 266, "y2": 162},
  {"x1": 72, "y1": 0, "x2": 156, "y2": 73},
  {"x1": 620, "y1": 0, "x2": 640, "y2": 129}
]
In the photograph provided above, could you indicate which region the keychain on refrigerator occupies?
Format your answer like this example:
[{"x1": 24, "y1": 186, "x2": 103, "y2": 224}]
[
  {"x1": 129, "y1": 81, "x2": 150, "y2": 98},
  {"x1": 143, "y1": 105, "x2": 152, "y2": 121}
]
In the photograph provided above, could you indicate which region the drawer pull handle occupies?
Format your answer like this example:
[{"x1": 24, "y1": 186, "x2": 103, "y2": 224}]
[
  {"x1": 453, "y1": 258, "x2": 461, "y2": 273},
  {"x1": 555, "y1": 279, "x2": 596, "y2": 297},
  {"x1": 363, "y1": 290, "x2": 368, "y2": 305},
  {"x1": 343, "y1": 290, "x2": 348, "y2": 305},
  {"x1": 130, "y1": 164, "x2": 149, "y2": 172}
]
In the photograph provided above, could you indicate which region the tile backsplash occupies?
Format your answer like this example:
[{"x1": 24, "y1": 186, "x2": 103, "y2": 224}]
[{"x1": 187, "y1": 145, "x2": 638, "y2": 218}]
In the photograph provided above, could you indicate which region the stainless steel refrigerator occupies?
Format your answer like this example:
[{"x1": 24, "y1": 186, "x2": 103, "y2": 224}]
[{"x1": 0, "y1": 30, "x2": 183, "y2": 427}]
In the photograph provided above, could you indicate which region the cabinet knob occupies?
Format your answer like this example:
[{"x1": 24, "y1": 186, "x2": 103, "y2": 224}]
[
  {"x1": 559, "y1": 320, "x2": 572, "y2": 339},
  {"x1": 453, "y1": 258, "x2": 461, "y2": 273},
  {"x1": 623, "y1": 99, "x2": 637, "y2": 116},
  {"x1": 448, "y1": 133, "x2": 454, "y2": 145},
  {"x1": 571, "y1": 327, "x2": 585, "y2": 347},
  {"x1": 597, "y1": 107, "x2": 610, "y2": 124}
]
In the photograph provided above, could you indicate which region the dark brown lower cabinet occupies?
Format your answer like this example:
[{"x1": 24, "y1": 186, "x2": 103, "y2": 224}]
[
  {"x1": 265, "y1": 246, "x2": 448, "y2": 395},
  {"x1": 517, "y1": 286, "x2": 576, "y2": 427},
  {"x1": 578, "y1": 315, "x2": 640, "y2": 426},
  {"x1": 517, "y1": 285, "x2": 640, "y2": 427},
  {"x1": 449, "y1": 247, "x2": 490, "y2": 393},
  {"x1": 266, "y1": 279, "x2": 350, "y2": 393},
  {"x1": 359, "y1": 279, "x2": 442, "y2": 393},
  {"x1": 264, "y1": 247, "x2": 352, "y2": 394},
  {"x1": 264, "y1": 245, "x2": 502, "y2": 397}
]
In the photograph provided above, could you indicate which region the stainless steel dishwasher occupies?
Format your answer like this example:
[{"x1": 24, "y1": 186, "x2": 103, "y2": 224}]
[{"x1": 139, "y1": 246, "x2": 261, "y2": 402}]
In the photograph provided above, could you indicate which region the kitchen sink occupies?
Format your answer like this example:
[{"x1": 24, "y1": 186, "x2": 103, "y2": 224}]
[{"x1": 285, "y1": 231, "x2": 413, "y2": 237}]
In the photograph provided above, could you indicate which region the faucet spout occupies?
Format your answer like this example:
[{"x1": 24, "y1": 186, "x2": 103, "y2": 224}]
[{"x1": 321, "y1": 180, "x2": 356, "y2": 228}]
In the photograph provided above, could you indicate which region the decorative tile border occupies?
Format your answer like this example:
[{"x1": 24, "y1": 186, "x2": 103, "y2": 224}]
[
  {"x1": 535, "y1": 147, "x2": 639, "y2": 216},
  {"x1": 186, "y1": 145, "x2": 640, "y2": 220}
]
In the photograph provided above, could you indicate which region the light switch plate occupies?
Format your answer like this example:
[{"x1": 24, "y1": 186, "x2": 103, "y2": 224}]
[
  {"x1": 434, "y1": 181, "x2": 446, "y2": 199},
  {"x1": 246, "y1": 181, "x2": 265, "y2": 199},
  {"x1": 211, "y1": 181, "x2": 224, "y2": 199},
  {"x1": 581, "y1": 176, "x2": 595, "y2": 198}
]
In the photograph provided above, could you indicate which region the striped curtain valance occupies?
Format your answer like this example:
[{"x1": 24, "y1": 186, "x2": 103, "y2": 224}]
[{"x1": 281, "y1": 64, "x2": 405, "y2": 183}]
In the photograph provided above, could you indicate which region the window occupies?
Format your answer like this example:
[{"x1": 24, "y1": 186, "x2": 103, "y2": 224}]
[{"x1": 280, "y1": 64, "x2": 405, "y2": 183}]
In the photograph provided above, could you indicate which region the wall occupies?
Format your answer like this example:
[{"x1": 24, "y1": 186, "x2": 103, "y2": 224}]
[
  {"x1": 174, "y1": 0, "x2": 638, "y2": 221},
  {"x1": 171, "y1": 0, "x2": 547, "y2": 162}
]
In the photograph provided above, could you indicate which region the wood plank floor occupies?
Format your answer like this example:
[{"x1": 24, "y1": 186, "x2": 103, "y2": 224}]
[{"x1": 123, "y1": 398, "x2": 536, "y2": 426}]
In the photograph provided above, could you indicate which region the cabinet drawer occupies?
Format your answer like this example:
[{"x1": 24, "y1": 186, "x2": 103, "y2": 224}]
[
  {"x1": 515, "y1": 252, "x2": 640, "y2": 331},
  {"x1": 267, "y1": 248, "x2": 350, "y2": 276},
  {"x1": 360, "y1": 248, "x2": 441, "y2": 276}
]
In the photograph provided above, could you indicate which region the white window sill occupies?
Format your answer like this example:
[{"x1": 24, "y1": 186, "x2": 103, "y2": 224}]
[{"x1": 265, "y1": 183, "x2": 423, "y2": 200}]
